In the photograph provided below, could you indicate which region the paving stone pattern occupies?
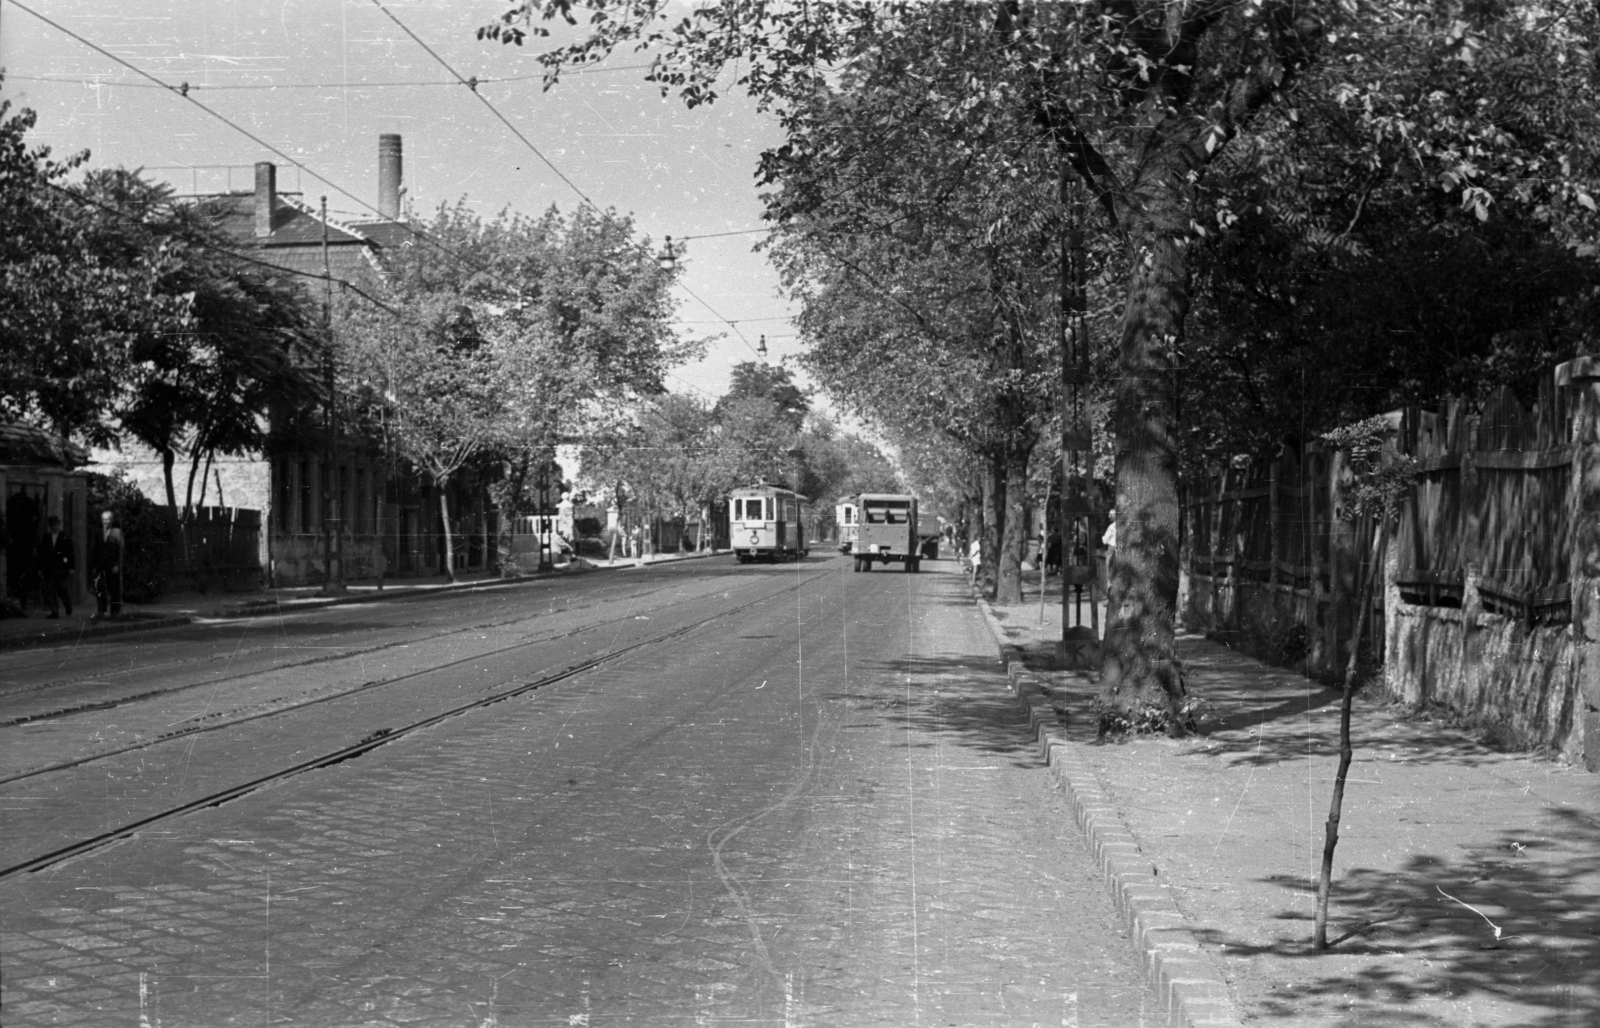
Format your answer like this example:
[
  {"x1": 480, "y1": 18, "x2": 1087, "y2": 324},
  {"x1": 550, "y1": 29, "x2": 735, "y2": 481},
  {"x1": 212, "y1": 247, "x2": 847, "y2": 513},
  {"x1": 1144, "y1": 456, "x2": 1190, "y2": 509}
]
[{"x1": 2, "y1": 563, "x2": 1154, "y2": 1026}]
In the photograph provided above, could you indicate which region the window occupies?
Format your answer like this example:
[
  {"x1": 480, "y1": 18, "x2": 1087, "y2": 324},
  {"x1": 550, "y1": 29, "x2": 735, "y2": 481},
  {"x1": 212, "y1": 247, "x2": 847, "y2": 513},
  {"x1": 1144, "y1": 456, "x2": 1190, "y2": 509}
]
[
  {"x1": 737, "y1": 497, "x2": 766, "y2": 522},
  {"x1": 298, "y1": 459, "x2": 312, "y2": 533},
  {"x1": 278, "y1": 460, "x2": 293, "y2": 529},
  {"x1": 864, "y1": 500, "x2": 910, "y2": 525},
  {"x1": 355, "y1": 469, "x2": 367, "y2": 533},
  {"x1": 338, "y1": 466, "x2": 350, "y2": 533},
  {"x1": 321, "y1": 464, "x2": 333, "y2": 532}
]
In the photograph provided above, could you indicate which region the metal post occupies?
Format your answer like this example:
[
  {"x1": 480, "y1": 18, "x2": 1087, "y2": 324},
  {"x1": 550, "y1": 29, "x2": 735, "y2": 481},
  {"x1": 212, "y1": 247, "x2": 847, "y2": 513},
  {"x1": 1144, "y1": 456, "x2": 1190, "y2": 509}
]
[
  {"x1": 1059, "y1": 169, "x2": 1097, "y2": 666},
  {"x1": 320, "y1": 196, "x2": 344, "y2": 595}
]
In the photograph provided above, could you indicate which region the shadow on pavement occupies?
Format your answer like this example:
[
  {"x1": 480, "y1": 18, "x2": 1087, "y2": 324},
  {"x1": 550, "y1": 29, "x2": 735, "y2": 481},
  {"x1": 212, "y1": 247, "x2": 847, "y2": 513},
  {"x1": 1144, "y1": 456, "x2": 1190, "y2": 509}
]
[
  {"x1": 824, "y1": 654, "x2": 1040, "y2": 766},
  {"x1": 1035, "y1": 633, "x2": 1526, "y2": 771},
  {"x1": 1193, "y1": 807, "x2": 1600, "y2": 1027}
]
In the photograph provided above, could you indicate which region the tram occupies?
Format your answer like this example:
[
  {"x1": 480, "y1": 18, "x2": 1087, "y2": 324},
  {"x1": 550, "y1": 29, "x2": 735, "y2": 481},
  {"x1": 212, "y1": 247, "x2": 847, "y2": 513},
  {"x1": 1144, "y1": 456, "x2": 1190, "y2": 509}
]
[
  {"x1": 835, "y1": 496, "x2": 859, "y2": 554},
  {"x1": 853, "y1": 493, "x2": 921, "y2": 572},
  {"x1": 729, "y1": 484, "x2": 811, "y2": 563}
]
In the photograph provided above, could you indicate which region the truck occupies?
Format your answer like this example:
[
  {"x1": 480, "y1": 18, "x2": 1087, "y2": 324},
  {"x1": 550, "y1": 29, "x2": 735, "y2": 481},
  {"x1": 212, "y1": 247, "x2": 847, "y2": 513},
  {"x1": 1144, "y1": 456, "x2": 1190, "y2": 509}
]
[{"x1": 852, "y1": 493, "x2": 920, "y2": 572}]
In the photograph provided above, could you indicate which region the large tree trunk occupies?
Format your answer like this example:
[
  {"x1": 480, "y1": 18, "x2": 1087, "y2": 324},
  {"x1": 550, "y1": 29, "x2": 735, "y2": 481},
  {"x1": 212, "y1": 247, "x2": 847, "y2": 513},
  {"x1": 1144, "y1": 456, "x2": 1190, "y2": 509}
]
[
  {"x1": 1097, "y1": 145, "x2": 1193, "y2": 734},
  {"x1": 160, "y1": 447, "x2": 179, "y2": 511},
  {"x1": 437, "y1": 484, "x2": 456, "y2": 584},
  {"x1": 994, "y1": 441, "x2": 1030, "y2": 604}
]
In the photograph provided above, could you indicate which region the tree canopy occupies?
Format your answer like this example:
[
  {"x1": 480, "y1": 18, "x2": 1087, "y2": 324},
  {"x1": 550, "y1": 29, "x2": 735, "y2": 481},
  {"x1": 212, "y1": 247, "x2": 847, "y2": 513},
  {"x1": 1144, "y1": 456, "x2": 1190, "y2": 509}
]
[
  {"x1": 2, "y1": 91, "x2": 318, "y2": 513},
  {"x1": 485, "y1": 0, "x2": 1600, "y2": 730}
]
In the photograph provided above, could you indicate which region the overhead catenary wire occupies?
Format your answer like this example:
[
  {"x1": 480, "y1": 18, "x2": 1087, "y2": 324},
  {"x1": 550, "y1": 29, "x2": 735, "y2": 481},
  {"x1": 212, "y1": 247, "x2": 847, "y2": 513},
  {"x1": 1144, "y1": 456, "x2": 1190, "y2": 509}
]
[
  {"x1": 366, "y1": 0, "x2": 771, "y2": 363},
  {"x1": 3, "y1": 0, "x2": 597, "y2": 322},
  {"x1": 6, "y1": 64, "x2": 656, "y2": 90},
  {"x1": 9, "y1": 0, "x2": 778, "y2": 365}
]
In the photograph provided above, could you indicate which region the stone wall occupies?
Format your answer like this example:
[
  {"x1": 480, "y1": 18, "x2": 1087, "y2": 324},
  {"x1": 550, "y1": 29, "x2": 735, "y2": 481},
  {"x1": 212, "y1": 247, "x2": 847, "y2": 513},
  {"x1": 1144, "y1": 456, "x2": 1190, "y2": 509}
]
[{"x1": 1387, "y1": 602, "x2": 1581, "y2": 762}]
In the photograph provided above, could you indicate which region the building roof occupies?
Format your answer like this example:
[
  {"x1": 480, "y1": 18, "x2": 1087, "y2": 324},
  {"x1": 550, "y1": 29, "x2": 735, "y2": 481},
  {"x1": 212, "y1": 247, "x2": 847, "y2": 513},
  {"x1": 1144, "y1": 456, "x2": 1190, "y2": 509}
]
[
  {"x1": 196, "y1": 193, "x2": 414, "y2": 285},
  {"x1": 0, "y1": 423, "x2": 89, "y2": 468}
]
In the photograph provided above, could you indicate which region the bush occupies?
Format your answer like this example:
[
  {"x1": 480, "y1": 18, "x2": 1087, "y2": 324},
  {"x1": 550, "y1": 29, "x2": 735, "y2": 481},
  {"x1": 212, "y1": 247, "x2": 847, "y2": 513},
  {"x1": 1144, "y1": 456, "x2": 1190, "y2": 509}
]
[{"x1": 574, "y1": 516, "x2": 602, "y2": 538}]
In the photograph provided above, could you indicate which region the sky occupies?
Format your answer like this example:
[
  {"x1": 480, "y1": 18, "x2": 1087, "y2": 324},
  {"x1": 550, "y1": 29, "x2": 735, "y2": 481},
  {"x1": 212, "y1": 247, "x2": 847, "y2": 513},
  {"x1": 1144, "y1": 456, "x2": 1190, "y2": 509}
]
[{"x1": 0, "y1": 0, "x2": 799, "y2": 404}]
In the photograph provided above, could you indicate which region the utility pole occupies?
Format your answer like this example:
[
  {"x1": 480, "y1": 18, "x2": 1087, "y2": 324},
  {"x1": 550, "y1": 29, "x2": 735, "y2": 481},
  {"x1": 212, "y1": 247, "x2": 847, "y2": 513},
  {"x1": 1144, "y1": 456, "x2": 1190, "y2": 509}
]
[
  {"x1": 1060, "y1": 171, "x2": 1098, "y2": 667},
  {"x1": 320, "y1": 196, "x2": 345, "y2": 595}
]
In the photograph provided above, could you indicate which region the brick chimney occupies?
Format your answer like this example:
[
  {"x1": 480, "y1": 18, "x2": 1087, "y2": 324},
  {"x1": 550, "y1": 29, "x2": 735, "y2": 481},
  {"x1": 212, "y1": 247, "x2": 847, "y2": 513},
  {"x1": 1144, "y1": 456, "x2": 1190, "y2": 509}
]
[
  {"x1": 378, "y1": 134, "x2": 402, "y2": 220},
  {"x1": 254, "y1": 162, "x2": 276, "y2": 237}
]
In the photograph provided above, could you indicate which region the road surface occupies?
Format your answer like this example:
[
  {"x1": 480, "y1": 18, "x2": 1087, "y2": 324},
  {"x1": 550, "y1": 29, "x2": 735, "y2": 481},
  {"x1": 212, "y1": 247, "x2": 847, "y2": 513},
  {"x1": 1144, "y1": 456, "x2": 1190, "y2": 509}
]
[{"x1": 1, "y1": 556, "x2": 1153, "y2": 1026}]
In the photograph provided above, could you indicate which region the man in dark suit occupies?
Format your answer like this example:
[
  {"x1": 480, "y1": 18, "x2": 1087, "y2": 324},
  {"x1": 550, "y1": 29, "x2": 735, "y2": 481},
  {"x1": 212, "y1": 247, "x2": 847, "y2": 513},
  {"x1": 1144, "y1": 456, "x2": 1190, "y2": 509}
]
[
  {"x1": 92, "y1": 508, "x2": 124, "y2": 619},
  {"x1": 37, "y1": 515, "x2": 75, "y2": 619}
]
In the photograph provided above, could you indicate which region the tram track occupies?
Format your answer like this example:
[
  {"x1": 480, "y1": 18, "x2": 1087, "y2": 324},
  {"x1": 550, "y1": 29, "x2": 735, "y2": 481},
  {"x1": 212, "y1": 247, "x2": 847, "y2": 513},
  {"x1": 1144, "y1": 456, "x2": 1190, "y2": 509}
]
[
  {"x1": 0, "y1": 577, "x2": 714, "y2": 731},
  {"x1": 0, "y1": 563, "x2": 836, "y2": 880},
  {"x1": 0, "y1": 571, "x2": 712, "y2": 713}
]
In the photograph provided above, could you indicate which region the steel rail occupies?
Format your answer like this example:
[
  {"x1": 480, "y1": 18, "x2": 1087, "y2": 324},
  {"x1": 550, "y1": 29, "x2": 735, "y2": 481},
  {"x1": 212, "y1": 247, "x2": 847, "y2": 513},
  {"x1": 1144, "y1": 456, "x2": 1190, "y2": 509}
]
[
  {"x1": 0, "y1": 564, "x2": 699, "y2": 704},
  {"x1": 0, "y1": 574, "x2": 725, "y2": 730},
  {"x1": 0, "y1": 564, "x2": 835, "y2": 879}
]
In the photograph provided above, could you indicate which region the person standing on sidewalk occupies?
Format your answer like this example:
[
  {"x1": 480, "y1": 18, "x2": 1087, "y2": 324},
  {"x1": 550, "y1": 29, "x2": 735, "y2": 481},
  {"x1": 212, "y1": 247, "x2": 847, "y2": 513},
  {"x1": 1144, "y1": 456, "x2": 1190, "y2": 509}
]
[
  {"x1": 91, "y1": 509, "x2": 124, "y2": 619},
  {"x1": 36, "y1": 515, "x2": 75, "y2": 619}
]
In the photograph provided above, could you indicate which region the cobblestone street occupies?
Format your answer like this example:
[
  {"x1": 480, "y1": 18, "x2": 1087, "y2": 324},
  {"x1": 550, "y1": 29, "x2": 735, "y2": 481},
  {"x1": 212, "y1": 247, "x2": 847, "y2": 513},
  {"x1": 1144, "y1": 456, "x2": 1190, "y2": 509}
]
[{"x1": 2, "y1": 558, "x2": 1152, "y2": 1026}]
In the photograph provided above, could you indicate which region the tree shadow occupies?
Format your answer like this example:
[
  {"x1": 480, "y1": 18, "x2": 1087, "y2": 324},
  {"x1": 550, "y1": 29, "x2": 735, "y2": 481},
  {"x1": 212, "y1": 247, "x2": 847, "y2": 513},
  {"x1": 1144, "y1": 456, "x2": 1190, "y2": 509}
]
[
  {"x1": 1193, "y1": 808, "x2": 1600, "y2": 1027},
  {"x1": 1027, "y1": 633, "x2": 1526, "y2": 770},
  {"x1": 821, "y1": 653, "x2": 1044, "y2": 765}
]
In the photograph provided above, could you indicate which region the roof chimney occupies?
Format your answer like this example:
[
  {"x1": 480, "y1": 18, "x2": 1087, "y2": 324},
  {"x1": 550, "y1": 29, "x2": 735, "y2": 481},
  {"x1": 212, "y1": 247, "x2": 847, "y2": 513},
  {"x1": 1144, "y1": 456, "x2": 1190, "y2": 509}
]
[
  {"x1": 253, "y1": 161, "x2": 276, "y2": 237},
  {"x1": 378, "y1": 134, "x2": 403, "y2": 220}
]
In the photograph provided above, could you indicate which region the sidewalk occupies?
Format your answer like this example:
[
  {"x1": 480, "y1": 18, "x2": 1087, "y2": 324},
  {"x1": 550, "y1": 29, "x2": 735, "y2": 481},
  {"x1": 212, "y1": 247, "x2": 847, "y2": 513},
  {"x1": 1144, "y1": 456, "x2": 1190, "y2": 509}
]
[
  {"x1": 977, "y1": 572, "x2": 1599, "y2": 1027},
  {"x1": 0, "y1": 547, "x2": 724, "y2": 652}
]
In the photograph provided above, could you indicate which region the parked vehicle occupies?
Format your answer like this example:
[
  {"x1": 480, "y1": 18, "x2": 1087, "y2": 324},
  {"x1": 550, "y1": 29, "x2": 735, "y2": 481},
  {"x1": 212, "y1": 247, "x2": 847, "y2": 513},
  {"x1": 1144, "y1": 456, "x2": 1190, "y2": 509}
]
[
  {"x1": 729, "y1": 485, "x2": 810, "y2": 563},
  {"x1": 917, "y1": 514, "x2": 941, "y2": 560},
  {"x1": 836, "y1": 497, "x2": 859, "y2": 554},
  {"x1": 852, "y1": 493, "x2": 920, "y2": 572}
]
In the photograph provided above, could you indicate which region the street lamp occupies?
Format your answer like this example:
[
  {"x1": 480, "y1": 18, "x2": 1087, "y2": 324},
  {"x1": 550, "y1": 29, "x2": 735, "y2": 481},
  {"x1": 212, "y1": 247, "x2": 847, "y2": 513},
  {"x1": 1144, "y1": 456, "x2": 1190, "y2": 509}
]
[
  {"x1": 658, "y1": 236, "x2": 676, "y2": 270},
  {"x1": 757, "y1": 334, "x2": 768, "y2": 359}
]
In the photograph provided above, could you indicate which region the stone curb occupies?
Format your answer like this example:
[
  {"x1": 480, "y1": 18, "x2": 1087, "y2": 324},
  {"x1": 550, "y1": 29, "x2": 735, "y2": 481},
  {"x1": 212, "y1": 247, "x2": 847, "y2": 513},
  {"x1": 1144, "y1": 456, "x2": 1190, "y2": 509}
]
[
  {"x1": 1, "y1": 550, "x2": 729, "y2": 651},
  {"x1": 212, "y1": 548, "x2": 729, "y2": 619},
  {"x1": 972, "y1": 595, "x2": 1245, "y2": 1028},
  {"x1": 0, "y1": 614, "x2": 194, "y2": 653}
]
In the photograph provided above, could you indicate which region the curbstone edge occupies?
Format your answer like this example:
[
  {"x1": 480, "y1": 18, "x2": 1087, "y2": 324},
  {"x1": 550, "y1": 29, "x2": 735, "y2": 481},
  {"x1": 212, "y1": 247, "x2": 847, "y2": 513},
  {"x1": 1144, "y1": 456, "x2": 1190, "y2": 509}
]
[{"x1": 973, "y1": 594, "x2": 1246, "y2": 1028}]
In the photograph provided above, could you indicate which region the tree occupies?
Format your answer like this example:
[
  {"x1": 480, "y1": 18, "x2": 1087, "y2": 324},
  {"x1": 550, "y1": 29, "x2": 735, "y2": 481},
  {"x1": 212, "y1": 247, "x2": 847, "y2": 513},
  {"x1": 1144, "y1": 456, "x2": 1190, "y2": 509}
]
[
  {"x1": 1, "y1": 96, "x2": 195, "y2": 445},
  {"x1": 2, "y1": 93, "x2": 318, "y2": 508},
  {"x1": 1178, "y1": 2, "x2": 1600, "y2": 472},
  {"x1": 1312, "y1": 416, "x2": 1415, "y2": 951},
  {"x1": 791, "y1": 413, "x2": 903, "y2": 506},
  {"x1": 580, "y1": 392, "x2": 735, "y2": 550},
  {"x1": 339, "y1": 199, "x2": 690, "y2": 579},
  {"x1": 98, "y1": 170, "x2": 316, "y2": 519},
  {"x1": 715, "y1": 361, "x2": 809, "y2": 430},
  {"x1": 715, "y1": 395, "x2": 802, "y2": 489},
  {"x1": 482, "y1": 0, "x2": 1598, "y2": 730}
]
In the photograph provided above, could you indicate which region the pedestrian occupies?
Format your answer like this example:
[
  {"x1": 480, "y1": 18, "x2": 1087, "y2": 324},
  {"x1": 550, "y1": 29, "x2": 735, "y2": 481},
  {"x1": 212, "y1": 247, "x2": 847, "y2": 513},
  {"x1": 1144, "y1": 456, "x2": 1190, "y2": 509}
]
[
  {"x1": 91, "y1": 508, "x2": 124, "y2": 619},
  {"x1": 968, "y1": 535, "x2": 982, "y2": 583},
  {"x1": 1045, "y1": 529, "x2": 1062, "y2": 576},
  {"x1": 1101, "y1": 511, "x2": 1117, "y2": 551},
  {"x1": 36, "y1": 514, "x2": 75, "y2": 619}
]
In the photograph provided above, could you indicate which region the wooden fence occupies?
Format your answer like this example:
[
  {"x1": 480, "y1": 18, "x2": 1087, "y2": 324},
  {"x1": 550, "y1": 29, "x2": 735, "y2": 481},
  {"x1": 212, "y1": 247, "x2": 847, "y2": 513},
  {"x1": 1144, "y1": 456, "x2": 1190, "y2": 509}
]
[
  {"x1": 1184, "y1": 444, "x2": 1376, "y2": 677},
  {"x1": 1183, "y1": 358, "x2": 1600, "y2": 766},
  {"x1": 1394, "y1": 383, "x2": 1574, "y2": 628},
  {"x1": 173, "y1": 506, "x2": 263, "y2": 591}
]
